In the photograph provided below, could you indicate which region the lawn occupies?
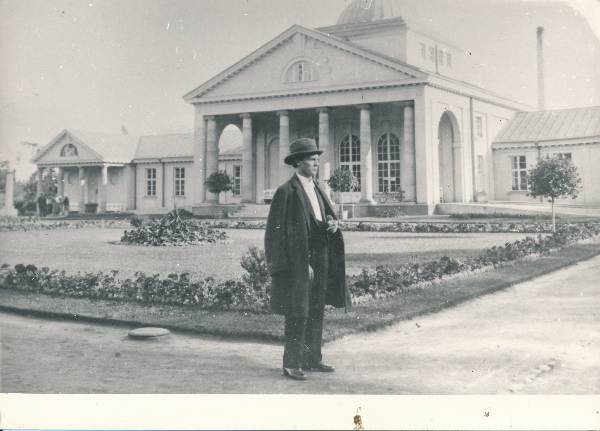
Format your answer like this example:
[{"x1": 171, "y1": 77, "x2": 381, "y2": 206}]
[{"x1": 0, "y1": 228, "x2": 532, "y2": 278}]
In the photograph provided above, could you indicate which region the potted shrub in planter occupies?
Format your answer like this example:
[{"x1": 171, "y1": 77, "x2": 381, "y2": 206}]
[{"x1": 327, "y1": 167, "x2": 359, "y2": 220}]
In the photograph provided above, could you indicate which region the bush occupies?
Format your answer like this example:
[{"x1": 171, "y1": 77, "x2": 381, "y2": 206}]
[
  {"x1": 121, "y1": 209, "x2": 227, "y2": 246},
  {"x1": 240, "y1": 247, "x2": 271, "y2": 304},
  {"x1": 0, "y1": 263, "x2": 267, "y2": 312},
  {"x1": 1, "y1": 223, "x2": 599, "y2": 312}
]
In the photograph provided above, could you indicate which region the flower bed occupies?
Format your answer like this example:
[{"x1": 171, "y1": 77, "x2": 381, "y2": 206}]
[
  {"x1": 2, "y1": 214, "x2": 599, "y2": 234},
  {"x1": 1, "y1": 223, "x2": 598, "y2": 312},
  {"x1": 120, "y1": 210, "x2": 227, "y2": 246},
  {"x1": 0, "y1": 216, "x2": 128, "y2": 232},
  {"x1": 206, "y1": 219, "x2": 600, "y2": 234}
]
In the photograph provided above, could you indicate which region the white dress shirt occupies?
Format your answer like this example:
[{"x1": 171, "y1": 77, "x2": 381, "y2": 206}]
[{"x1": 296, "y1": 173, "x2": 323, "y2": 222}]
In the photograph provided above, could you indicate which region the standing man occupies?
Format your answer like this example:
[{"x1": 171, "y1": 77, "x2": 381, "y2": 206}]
[{"x1": 265, "y1": 137, "x2": 350, "y2": 381}]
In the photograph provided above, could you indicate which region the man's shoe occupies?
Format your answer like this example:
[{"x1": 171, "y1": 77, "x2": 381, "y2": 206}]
[
  {"x1": 283, "y1": 367, "x2": 307, "y2": 380},
  {"x1": 305, "y1": 362, "x2": 335, "y2": 372}
]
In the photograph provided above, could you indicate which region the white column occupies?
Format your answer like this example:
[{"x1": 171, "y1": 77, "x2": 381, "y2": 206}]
[
  {"x1": 255, "y1": 128, "x2": 266, "y2": 204},
  {"x1": 241, "y1": 113, "x2": 254, "y2": 202},
  {"x1": 57, "y1": 167, "x2": 64, "y2": 197},
  {"x1": 359, "y1": 104, "x2": 374, "y2": 204},
  {"x1": 414, "y1": 88, "x2": 436, "y2": 213},
  {"x1": 401, "y1": 105, "x2": 416, "y2": 202},
  {"x1": 318, "y1": 107, "x2": 332, "y2": 198},
  {"x1": 277, "y1": 110, "x2": 291, "y2": 184},
  {"x1": 99, "y1": 164, "x2": 108, "y2": 212},
  {"x1": 78, "y1": 166, "x2": 85, "y2": 213},
  {"x1": 193, "y1": 109, "x2": 206, "y2": 205},
  {"x1": 205, "y1": 116, "x2": 218, "y2": 204},
  {"x1": 3, "y1": 169, "x2": 17, "y2": 216}
]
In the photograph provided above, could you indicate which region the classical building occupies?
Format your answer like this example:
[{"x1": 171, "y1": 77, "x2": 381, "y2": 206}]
[
  {"x1": 30, "y1": 129, "x2": 239, "y2": 214},
  {"x1": 29, "y1": 1, "x2": 599, "y2": 215},
  {"x1": 183, "y1": 0, "x2": 531, "y2": 215},
  {"x1": 493, "y1": 106, "x2": 600, "y2": 207}
]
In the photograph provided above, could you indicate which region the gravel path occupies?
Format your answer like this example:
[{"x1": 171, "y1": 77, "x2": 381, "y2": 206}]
[{"x1": 1, "y1": 255, "x2": 598, "y2": 394}]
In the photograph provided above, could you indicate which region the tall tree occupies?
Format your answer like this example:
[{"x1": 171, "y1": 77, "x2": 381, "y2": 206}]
[
  {"x1": 527, "y1": 156, "x2": 582, "y2": 232},
  {"x1": 204, "y1": 170, "x2": 233, "y2": 203}
]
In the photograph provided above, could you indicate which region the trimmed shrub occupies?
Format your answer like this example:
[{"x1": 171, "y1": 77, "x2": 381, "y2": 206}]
[{"x1": 120, "y1": 209, "x2": 227, "y2": 246}]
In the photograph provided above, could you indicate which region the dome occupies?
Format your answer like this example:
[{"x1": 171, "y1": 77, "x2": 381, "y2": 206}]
[{"x1": 336, "y1": 0, "x2": 403, "y2": 25}]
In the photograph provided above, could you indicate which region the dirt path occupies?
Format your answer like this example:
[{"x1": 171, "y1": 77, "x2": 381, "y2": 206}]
[{"x1": 1, "y1": 255, "x2": 599, "y2": 394}]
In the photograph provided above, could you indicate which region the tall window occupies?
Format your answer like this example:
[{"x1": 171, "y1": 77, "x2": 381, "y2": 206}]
[
  {"x1": 429, "y1": 46, "x2": 435, "y2": 61},
  {"x1": 146, "y1": 168, "x2": 157, "y2": 196},
  {"x1": 377, "y1": 132, "x2": 401, "y2": 193},
  {"x1": 446, "y1": 52, "x2": 452, "y2": 67},
  {"x1": 233, "y1": 165, "x2": 241, "y2": 196},
  {"x1": 174, "y1": 167, "x2": 185, "y2": 196},
  {"x1": 420, "y1": 43, "x2": 426, "y2": 59},
  {"x1": 438, "y1": 49, "x2": 445, "y2": 66},
  {"x1": 511, "y1": 155, "x2": 527, "y2": 191},
  {"x1": 339, "y1": 134, "x2": 361, "y2": 191}
]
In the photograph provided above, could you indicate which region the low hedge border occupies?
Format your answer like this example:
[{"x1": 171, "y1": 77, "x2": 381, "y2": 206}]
[
  {"x1": 3, "y1": 215, "x2": 600, "y2": 234},
  {"x1": 1, "y1": 223, "x2": 599, "y2": 312}
]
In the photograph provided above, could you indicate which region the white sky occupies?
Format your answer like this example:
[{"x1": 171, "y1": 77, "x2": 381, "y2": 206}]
[{"x1": 1, "y1": 0, "x2": 599, "y2": 180}]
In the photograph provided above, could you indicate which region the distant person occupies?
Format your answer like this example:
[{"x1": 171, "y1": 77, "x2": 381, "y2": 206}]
[
  {"x1": 265, "y1": 138, "x2": 350, "y2": 381},
  {"x1": 37, "y1": 195, "x2": 47, "y2": 217},
  {"x1": 62, "y1": 195, "x2": 70, "y2": 216}
]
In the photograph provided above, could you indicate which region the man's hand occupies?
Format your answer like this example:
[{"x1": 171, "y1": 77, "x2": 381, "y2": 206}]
[
  {"x1": 308, "y1": 264, "x2": 314, "y2": 281},
  {"x1": 326, "y1": 215, "x2": 339, "y2": 233}
]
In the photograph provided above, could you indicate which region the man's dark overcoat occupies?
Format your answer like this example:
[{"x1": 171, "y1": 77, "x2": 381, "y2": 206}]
[{"x1": 265, "y1": 175, "x2": 350, "y2": 317}]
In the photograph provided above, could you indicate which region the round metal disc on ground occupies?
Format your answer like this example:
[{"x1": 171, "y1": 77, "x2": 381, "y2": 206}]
[{"x1": 128, "y1": 327, "x2": 171, "y2": 339}]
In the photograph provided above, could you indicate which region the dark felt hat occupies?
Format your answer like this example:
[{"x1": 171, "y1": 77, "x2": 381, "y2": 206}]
[{"x1": 284, "y1": 138, "x2": 323, "y2": 166}]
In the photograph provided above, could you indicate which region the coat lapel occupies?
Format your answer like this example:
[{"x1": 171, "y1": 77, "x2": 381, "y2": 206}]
[{"x1": 315, "y1": 181, "x2": 336, "y2": 219}]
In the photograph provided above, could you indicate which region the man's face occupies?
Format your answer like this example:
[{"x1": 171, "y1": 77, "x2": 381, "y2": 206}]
[{"x1": 296, "y1": 154, "x2": 320, "y2": 178}]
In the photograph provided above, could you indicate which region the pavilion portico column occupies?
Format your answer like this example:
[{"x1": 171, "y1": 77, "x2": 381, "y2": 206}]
[
  {"x1": 317, "y1": 107, "x2": 332, "y2": 198},
  {"x1": 78, "y1": 166, "x2": 85, "y2": 213},
  {"x1": 99, "y1": 164, "x2": 108, "y2": 212},
  {"x1": 401, "y1": 105, "x2": 416, "y2": 201},
  {"x1": 277, "y1": 110, "x2": 292, "y2": 184},
  {"x1": 241, "y1": 113, "x2": 254, "y2": 202},
  {"x1": 204, "y1": 116, "x2": 218, "y2": 204},
  {"x1": 193, "y1": 111, "x2": 206, "y2": 205},
  {"x1": 57, "y1": 167, "x2": 64, "y2": 197},
  {"x1": 358, "y1": 104, "x2": 375, "y2": 204}
]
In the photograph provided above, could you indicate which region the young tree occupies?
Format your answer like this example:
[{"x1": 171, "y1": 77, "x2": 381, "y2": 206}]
[
  {"x1": 527, "y1": 155, "x2": 581, "y2": 232},
  {"x1": 204, "y1": 170, "x2": 233, "y2": 203},
  {"x1": 327, "y1": 167, "x2": 359, "y2": 218}
]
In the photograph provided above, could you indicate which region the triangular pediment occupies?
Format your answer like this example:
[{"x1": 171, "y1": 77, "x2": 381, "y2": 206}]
[
  {"x1": 184, "y1": 25, "x2": 427, "y2": 102},
  {"x1": 32, "y1": 130, "x2": 104, "y2": 165}
]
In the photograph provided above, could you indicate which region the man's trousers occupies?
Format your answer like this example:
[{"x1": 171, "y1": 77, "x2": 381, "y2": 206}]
[{"x1": 283, "y1": 240, "x2": 329, "y2": 369}]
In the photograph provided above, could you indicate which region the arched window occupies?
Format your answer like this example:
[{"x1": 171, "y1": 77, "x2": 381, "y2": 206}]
[
  {"x1": 60, "y1": 143, "x2": 78, "y2": 157},
  {"x1": 377, "y1": 132, "x2": 401, "y2": 192},
  {"x1": 339, "y1": 134, "x2": 361, "y2": 191},
  {"x1": 285, "y1": 60, "x2": 318, "y2": 83}
]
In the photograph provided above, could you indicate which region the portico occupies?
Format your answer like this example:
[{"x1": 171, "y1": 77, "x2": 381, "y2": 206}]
[
  {"x1": 184, "y1": 22, "x2": 528, "y2": 215},
  {"x1": 31, "y1": 130, "x2": 137, "y2": 214}
]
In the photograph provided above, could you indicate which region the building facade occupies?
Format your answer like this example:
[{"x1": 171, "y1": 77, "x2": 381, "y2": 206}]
[
  {"x1": 493, "y1": 107, "x2": 600, "y2": 207},
  {"x1": 183, "y1": 5, "x2": 530, "y2": 215},
  {"x1": 29, "y1": 1, "x2": 599, "y2": 215}
]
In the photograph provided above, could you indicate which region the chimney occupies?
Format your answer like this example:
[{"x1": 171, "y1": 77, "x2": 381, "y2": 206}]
[{"x1": 536, "y1": 26, "x2": 545, "y2": 110}]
